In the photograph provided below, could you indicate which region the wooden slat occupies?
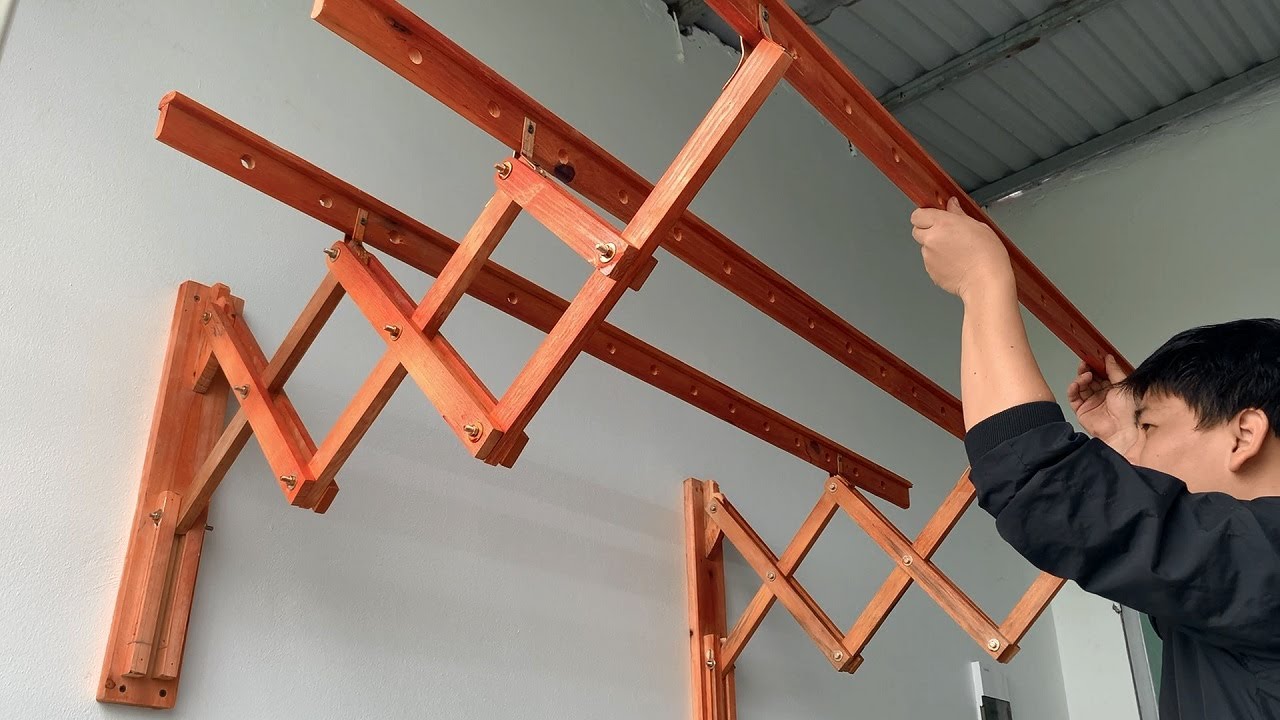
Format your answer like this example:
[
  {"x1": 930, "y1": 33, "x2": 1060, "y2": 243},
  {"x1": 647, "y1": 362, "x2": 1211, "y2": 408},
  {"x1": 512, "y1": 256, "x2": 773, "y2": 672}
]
[
  {"x1": 703, "y1": 0, "x2": 1130, "y2": 376},
  {"x1": 1002, "y1": 572, "x2": 1068, "y2": 647},
  {"x1": 326, "y1": 242, "x2": 509, "y2": 460},
  {"x1": 124, "y1": 491, "x2": 180, "y2": 677},
  {"x1": 417, "y1": 191, "x2": 521, "y2": 337},
  {"x1": 204, "y1": 303, "x2": 319, "y2": 503},
  {"x1": 710, "y1": 492, "x2": 854, "y2": 670},
  {"x1": 310, "y1": 0, "x2": 964, "y2": 438},
  {"x1": 498, "y1": 160, "x2": 657, "y2": 289},
  {"x1": 830, "y1": 478, "x2": 1014, "y2": 660},
  {"x1": 721, "y1": 490, "x2": 838, "y2": 668},
  {"x1": 153, "y1": 92, "x2": 910, "y2": 507},
  {"x1": 489, "y1": 40, "x2": 792, "y2": 463},
  {"x1": 100, "y1": 281, "x2": 228, "y2": 709},
  {"x1": 176, "y1": 274, "x2": 345, "y2": 532},
  {"x1": 844, "y1": 471, "x2": 975, "y2": 656},
  {"x1": 685, "y1": 479, "x2": 733, "y2": 720}
]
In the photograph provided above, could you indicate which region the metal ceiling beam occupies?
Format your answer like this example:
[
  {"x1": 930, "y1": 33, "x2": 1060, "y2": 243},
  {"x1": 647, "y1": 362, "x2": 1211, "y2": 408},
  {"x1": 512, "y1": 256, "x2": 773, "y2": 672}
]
[
  {"x1": 974, "y1": 55, "x2": 1280, "y2": 204},
  {"x1": 878, "y1": 0, "x2": 1120, "y2": 112}
]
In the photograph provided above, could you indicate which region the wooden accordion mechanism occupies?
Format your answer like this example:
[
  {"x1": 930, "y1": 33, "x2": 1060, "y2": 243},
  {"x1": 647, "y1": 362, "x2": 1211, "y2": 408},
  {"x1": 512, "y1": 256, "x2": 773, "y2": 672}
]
[{"x1": 99, "y1": 0, "x2": 1130, "y2": 712}]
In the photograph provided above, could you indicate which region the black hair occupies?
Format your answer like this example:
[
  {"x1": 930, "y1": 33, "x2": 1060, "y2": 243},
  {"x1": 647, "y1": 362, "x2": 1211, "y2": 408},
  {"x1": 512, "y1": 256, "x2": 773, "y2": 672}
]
[{"x1": 1119, "y1": 318, "x2": 1280, "y2": 436}]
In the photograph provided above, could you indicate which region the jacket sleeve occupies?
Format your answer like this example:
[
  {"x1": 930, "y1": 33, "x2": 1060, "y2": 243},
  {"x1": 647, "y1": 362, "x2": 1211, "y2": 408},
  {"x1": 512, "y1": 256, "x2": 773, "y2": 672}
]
[{"x1": 965, "y1": 401, "x2": 1280, "y2": 649}]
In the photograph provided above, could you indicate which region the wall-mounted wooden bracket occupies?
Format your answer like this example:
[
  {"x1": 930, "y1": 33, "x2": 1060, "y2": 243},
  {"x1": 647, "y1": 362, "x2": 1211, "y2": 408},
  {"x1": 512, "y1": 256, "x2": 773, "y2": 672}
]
[{"x1": 684, "y1": 475, "x2": 1067, "y2": 718}]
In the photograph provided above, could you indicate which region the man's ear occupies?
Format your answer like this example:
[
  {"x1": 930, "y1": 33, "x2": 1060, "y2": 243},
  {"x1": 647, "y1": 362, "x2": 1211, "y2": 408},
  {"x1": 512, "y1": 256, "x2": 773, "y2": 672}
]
[{"x1": 1228, "y1": 408, "x2": 1271, "y2": 472}]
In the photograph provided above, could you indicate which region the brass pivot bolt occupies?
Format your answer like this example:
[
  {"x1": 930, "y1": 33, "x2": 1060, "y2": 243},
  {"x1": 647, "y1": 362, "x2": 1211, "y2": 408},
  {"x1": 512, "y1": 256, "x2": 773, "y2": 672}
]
[
  {"x1": 149, "y1": 509, "x2": 163, "y2": 524},
  {"x1": 595, "y1": 242, "x2": 616, "y2": 263},
  {"x1": 828, "y1": 482, "x2": 837, "y2": 493},
  {"x1": 281, "y1": 475, "x2": 297, "y2": 490},
  {"x1": 901, "y1": 554, "x2": 913, "y2": 567},
  {"x1": 766, "y1": 572, "x2": 776, "y2": 581},
  {"x1": 495, "y1": 161, "x2": 513, "y2": 179},
  {"x1": 463, "y1": 423, "x2": 482, "y2": 442},
  {"x1": 383, "y1": 324, "x2": 402, "y2": 340},
  {"x1": 708, "y1": 503, "x2": 718, "y2": 514},
  {"x1": 705, "y1": 649, "x2": 715, "y2": 669},
  {"x1": 324, "y1": 247, "x2": 340, "y2": 260},
  {"x1": 833, "y1": 651, "x2": 844, "y2": 662},
  {"x1": 233, "y1": 385, "x2": 249, "y2": 398},
  {"x1": 987, "y1": 639, "x2": 1001, "y2": 652},
  {"x1": 201, "y1": 311, "x2": 211, "y2": 325}
]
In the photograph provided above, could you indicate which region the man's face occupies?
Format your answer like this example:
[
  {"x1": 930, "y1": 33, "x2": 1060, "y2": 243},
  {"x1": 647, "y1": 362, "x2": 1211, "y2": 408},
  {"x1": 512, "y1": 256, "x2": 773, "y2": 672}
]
[{"x1": 1125, "y1": 393, "x2": 1236, "y2": 494}]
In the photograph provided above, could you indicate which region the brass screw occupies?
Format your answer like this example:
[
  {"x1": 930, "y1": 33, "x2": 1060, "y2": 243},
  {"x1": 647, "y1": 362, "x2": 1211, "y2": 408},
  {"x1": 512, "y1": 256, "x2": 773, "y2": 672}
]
[
  {"x1": 828, "y1": 482, "x2": 837, "y2": 493},
  {"x1": 463, "y1": 423, "x2": 482, "y2": 442},
  {"x1": 281, "y1": 475, "x2": 297, "y2": 490},
  {"x1": 766, "y1": 572, "x2": 776, "y2": 581},
  {"x1": 233, "y1": 385, "x2": 249, "y2": 398},
  {"x1": 595, "y1": 242, "x2": 616, "y2": 263},
  {"x1": 987, "y1": 639, "x2": 1001, "y2": 652},
  {"x1": 705, "y1": 649, "x2": 715, "y2": 669},
  {"x1": 149, "y1": 509, "x2": 163, "y2": 524},
  {"x1": 384, "y1": 324, "x2": 402, "y2": 340},
  {"x1": 324, "y1": 247, "x2": 340, "y2": 260},
  {"x1": 833, "y1": 651, "x2": 844, "y2": 662},
  {"x1": 201, "y1": 311, "x2": 211, "y2": 325},
  {"x1": 901, "y1": 554, "x2": 913, "y2": 567},
  {"x1": 495, "y1": 161, "x2": 513, "y2": 179},
  {"x1": 708, "y1": 503, "x2": 718, "y2": 514},
  {"x1": 104, "y1": 679, "x2": 116, "y2": 690}
]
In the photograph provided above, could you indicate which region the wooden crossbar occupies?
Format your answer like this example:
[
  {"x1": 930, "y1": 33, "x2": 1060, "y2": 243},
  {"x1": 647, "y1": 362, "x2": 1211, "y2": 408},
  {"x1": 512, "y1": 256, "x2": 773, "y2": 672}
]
[
  {"x1": 102, "y1": 0, "x2": 1115, "y2": 711},
  {"x1": 687, "y1": 474, "x2": 1069, "y2": 718}
]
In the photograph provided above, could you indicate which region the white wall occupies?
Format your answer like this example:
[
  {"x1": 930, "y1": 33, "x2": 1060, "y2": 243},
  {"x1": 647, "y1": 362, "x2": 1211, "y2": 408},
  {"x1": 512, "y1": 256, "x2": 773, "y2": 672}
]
[
  {"x1": 0, "y1": 1, "x2": 1077, "y2": 718},
  {"x1": 990, "y1": 78, "x2": 1280, "y2": 720}
]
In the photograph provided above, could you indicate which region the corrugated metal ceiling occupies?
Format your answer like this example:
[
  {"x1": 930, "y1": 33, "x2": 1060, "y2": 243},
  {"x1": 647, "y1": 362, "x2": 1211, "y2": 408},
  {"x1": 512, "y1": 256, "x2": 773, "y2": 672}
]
[{"x1": 669, "y1": 0, "x2": 1280, "y2": 201}]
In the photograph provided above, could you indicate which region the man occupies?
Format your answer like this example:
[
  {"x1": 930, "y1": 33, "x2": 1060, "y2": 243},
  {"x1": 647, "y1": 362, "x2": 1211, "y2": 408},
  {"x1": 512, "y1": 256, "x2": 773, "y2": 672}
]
[{"x1": 910, "y1": 199, "x2": 1280, "y2": 719}]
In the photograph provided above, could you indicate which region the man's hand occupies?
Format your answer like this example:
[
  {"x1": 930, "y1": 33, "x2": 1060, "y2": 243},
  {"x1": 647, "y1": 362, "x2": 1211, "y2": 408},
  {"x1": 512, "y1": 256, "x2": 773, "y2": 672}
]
[
  {"x1": 911, "y1": 197, "x2": 1015, "y2": 302},
  {"x1": 1067, "y1": 355, "x2": 1138, "y2": 453}
]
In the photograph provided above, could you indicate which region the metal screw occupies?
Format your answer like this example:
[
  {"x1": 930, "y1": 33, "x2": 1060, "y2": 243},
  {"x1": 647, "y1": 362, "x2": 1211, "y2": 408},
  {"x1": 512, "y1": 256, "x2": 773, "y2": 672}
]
[
  {"x1": 595, "y1": 242, "x2": 616, "y2": 263},
  {"x1": 324, "y1": 247, "x2": 340, "y2": 260},
  {"x1": 149, "y1": 509, "x2": 163, "y2": 524},
  {"x1": 104, "y1": 679, "x2": 116, "y2": 690},
  {"x1": 987, "y1": 639, "x2": 1001, "y2": 652},
  {"x1": 495, "y1": 161, "x2": 513, "y2": 179},
  {"x1": 705, "y1": 649, "x2": 715, "y2": 669},
  {"x1": 828, "y1": 482, "x2": 837, "y2": 493},
  {"x1": 204, "y1": 525, "x2": 214, "y2": 532},
  {"x1": 233, "y1": 385, "x2": 249, "y2": 398},
  {"x1": 708, "y1": 503, "x2": 718, "y2": 514},
  {"x1": 762, "y1": 7, "x2": 770, "y2": 21},
  {"x1": 463, "y1": 423, "x2": 482, "y2": 442},
  {"x1": 281, "y1": 475, "x2": 297, "y2": 490},
  {"x1": 833, "y1": 651, "x2": 843, "y2": 662},
  {"x1": 384, "y1": 324, "x2": 402, "y2": 340},
  {"x1": 201, "y1": 311, "x2": 211, "y2": 325},
  {"x1": 767, "y1": 572, "x2": 776, "y2": 581},
  {"x1": 901, "y1": 554, "x2": 913, "y2": 567}
]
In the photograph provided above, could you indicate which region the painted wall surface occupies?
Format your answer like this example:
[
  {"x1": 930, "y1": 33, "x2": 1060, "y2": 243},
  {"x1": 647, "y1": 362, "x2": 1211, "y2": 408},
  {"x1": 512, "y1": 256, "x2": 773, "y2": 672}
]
[
  {"x1": 992, "y1": 79, "x2": 1280, "y2": 720},
  {"x1": 0, "y1": 1, "x2": 1080, "y2": 718}
]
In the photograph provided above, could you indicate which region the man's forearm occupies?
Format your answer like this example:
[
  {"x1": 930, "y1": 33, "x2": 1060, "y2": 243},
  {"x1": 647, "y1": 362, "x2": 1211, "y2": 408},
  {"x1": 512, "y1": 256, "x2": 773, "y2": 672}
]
[{"x1": 960, "y1": 277, "x2": 1055, "y2": 431}]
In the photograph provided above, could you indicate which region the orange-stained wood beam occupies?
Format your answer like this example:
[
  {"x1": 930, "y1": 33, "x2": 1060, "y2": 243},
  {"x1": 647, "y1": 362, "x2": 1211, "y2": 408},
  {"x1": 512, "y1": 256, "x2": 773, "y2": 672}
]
[
  {"x1": 721, "y1": 488, "x2": 843, "y2": 669},
  {"x1": 703, "y1": 0, "x2": 1128, "y2": 376},
  {"x1": 488, "y1": 40, "x2": 793, "y2": 464},
  {"x1": 176, "y1": 275, "x2": 345, "y2": 533},
  {"x1": 709, "y1": 491, "x2": 858, "y2": 672},
  {"x1": 685, "y1": 479, "x2": 734, "y2": 720},
  {"x1": 844, "y1": 471, "x2": 975, "y2": 656},
  {"x1": 830, "y1": 476, "x2": 1016, "y2": 662},
  {"x1": 153, "y1": 92, "x2": 910, "y2": 507},
  {"x1": 310, "y1": 0, "x2": 964, "y2": 439},
  {"x1": 1002, "y1": 571, "x2": 1068, "y2": 646}
]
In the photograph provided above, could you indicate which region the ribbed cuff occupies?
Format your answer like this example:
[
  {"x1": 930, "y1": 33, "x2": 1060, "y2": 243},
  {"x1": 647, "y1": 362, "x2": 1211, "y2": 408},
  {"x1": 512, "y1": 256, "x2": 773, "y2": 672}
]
[{"x1": 964, "y1": 401, "x2": 1066, "y2": 465}]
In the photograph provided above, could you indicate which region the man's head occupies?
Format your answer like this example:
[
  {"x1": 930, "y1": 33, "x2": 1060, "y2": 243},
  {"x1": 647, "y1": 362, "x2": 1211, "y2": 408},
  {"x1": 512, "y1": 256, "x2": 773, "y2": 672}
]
[{"x1": 1119, "y1": 318, "x2": 1280, "y2": 498}]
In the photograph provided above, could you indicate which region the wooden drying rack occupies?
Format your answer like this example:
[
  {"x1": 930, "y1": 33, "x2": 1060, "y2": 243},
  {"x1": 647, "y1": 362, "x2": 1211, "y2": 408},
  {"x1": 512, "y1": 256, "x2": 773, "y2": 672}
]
[{"x1": 98, "y1": 0, "x2": 1129, "y2": 712}]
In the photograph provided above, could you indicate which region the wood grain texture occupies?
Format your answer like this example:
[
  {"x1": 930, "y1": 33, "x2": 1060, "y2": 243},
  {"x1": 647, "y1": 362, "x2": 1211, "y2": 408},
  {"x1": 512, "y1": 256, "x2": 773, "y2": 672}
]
[
  {"x1": 310, "y1": 0, "x2": 964, "y2": 438},
  {"x1": 489, "y1": 40, "x2": 792, "y2": 463},
  {"x1": 99, "y1": 282, "x2": 227, "y2": 709},
  {"x1": 154, "y1": 92, "x2": 909, "y2": 506},
  {"x1": 831, "y1": 477, "x2": 1013, "y2": 659},
  {"x1": 1001, "y1": 571, "x2": 1067, "y2": 647},
  {"x1": 685, "y1": 479, "x2": 734, "y2": 720},
  {"x1": 704, "y1": 0, "x2": 1129, "y2": 376},
  {"x1": 176, "y1": 275, "x2": 345, "y2": 532}
]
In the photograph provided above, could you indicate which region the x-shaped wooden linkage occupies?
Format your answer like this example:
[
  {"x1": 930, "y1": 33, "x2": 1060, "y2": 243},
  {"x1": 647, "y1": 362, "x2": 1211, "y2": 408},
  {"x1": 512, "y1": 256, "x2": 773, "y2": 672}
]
[
  {"x1": 685, "y1": 473, "x2": 1066, "y2": 719},
  {"x1": 99, "y1": 0, "x2": 1129, "y2": 711}
]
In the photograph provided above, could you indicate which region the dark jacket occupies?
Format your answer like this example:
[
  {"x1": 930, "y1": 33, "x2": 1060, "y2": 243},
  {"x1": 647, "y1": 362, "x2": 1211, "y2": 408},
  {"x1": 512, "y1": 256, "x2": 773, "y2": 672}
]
[{"x1": 965, "y1": 402, "x2": 1280, "y2": 719}]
